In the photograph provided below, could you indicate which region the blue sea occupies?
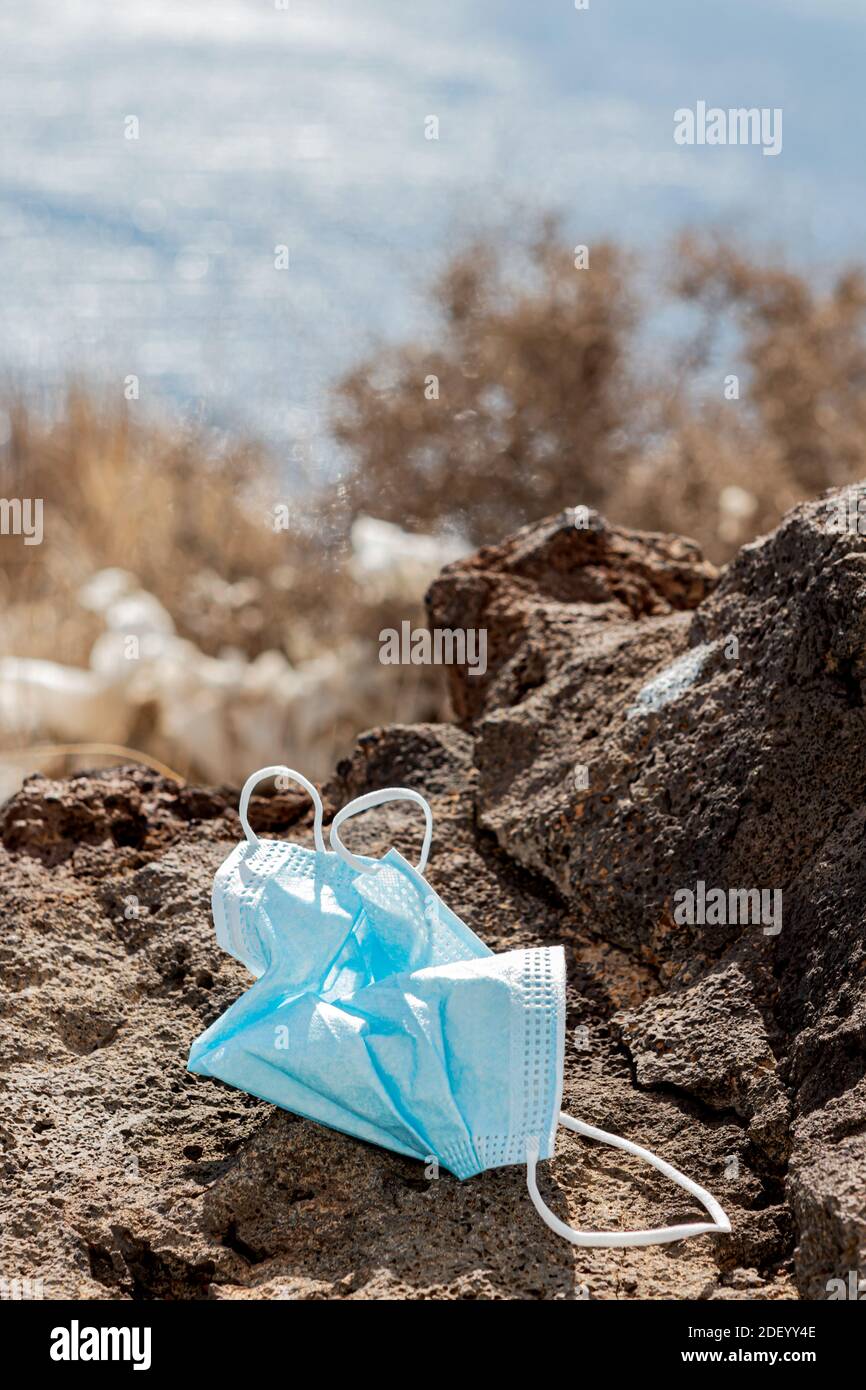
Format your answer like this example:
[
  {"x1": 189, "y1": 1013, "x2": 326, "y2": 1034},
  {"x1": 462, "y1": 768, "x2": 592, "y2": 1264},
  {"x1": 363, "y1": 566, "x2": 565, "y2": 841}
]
[{"x1": 1, "y1": 0, "x2": 863, "y2": 478}]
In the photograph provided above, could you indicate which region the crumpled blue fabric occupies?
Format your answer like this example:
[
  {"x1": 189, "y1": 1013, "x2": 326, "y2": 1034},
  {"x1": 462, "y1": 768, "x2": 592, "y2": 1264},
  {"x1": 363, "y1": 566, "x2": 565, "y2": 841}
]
[{"x1": 188, "y1": 766, "x2": 730, "y2": 1246}]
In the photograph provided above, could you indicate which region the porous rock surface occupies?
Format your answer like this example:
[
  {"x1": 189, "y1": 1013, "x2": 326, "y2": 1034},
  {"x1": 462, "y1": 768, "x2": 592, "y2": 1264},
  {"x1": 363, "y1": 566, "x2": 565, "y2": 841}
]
[{"x1": 3, "y1": 491, "x2": 864, "y2": 1299}]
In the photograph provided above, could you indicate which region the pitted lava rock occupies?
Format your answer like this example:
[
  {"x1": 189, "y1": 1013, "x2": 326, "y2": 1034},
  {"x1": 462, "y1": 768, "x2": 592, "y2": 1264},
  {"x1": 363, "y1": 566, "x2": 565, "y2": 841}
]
[
  {"x1": 429, "y1": 494, "x2": 866, "y2": 1295},
  {"x1": 4, "y1": 494, "x2": 864, "y2": 1299}
]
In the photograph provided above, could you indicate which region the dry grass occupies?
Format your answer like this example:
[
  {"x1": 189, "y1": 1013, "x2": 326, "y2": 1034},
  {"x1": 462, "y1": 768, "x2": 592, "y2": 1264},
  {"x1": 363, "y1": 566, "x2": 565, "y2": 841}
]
[
  {"x1": 0, "y1": 387, "x2": 437, "y2": 788},
  {"x1": 0, "y1": 387, "x2": 368, "y2": 666}
]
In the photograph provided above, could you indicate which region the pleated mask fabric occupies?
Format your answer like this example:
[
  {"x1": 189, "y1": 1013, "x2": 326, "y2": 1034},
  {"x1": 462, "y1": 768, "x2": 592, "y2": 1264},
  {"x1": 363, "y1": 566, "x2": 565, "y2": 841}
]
[{"x1": 189, "y1": 766, "x2": 730, "y2": 1247}]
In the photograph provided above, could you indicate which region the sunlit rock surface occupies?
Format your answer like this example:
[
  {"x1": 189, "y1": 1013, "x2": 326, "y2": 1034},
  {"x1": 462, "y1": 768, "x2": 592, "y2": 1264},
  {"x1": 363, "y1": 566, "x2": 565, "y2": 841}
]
[{"x1": 5, "y1": 494, "x2": 866, "y2": 1299}]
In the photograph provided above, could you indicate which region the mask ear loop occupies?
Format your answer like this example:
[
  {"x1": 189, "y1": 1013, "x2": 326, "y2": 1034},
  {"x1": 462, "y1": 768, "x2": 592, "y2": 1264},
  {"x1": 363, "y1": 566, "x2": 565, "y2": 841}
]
[
  {"x1": 238, "y1": 765, "x2": 326, "y2": 853},
  {"x1": 329, "y1": 788, "x2": 433, "y2": 874},
  {"x1": 526, "y1": 1112, "x2": 731, "y2": 1248}
]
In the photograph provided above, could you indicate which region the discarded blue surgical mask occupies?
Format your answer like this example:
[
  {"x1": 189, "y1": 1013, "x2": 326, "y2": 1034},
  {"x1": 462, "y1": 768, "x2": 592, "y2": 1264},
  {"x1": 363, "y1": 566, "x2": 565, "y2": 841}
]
[{"x1": 189, "y1": 765, "x2": 731, "y2": 1248}]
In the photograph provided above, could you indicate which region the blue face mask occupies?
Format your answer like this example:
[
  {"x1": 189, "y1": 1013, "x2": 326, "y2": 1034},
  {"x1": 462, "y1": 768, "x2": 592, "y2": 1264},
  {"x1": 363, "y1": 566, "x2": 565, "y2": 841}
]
[{"x1": 190, "y1": 766, "x2": 730, "y2": 1249}]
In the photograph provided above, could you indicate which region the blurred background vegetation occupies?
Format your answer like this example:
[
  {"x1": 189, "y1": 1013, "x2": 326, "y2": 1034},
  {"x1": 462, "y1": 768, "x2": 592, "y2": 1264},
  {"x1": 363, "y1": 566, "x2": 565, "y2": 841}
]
[
  {"x1": 3, "y1": 220, "x2": 866, "y2": 791},
  {"x1": 337, "y1": 218, "x2": 866, "y2": 557}
]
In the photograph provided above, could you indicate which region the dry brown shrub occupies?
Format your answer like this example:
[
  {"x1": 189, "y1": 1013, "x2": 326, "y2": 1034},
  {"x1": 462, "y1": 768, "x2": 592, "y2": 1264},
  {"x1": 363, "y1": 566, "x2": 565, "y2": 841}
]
[
  {"x1": 334, "y1": 220, "x2": 866, "y2": 563},
  {"x1": 333, "y1": 217, "x2": 642, "y2": 545}
]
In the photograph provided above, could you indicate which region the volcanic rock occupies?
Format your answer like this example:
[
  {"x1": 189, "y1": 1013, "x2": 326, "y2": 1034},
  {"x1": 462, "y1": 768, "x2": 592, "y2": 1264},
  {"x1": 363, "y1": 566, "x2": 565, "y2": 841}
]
[{"x1": 5, "y1": 493, "x2": 865, "y2": 1299}]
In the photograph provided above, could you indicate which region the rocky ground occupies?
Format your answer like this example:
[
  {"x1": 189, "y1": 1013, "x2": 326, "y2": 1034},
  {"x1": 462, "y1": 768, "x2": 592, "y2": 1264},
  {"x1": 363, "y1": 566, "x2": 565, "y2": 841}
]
[{"x1": 2, "y1": 491, "x2": 865, "y2": 1299}]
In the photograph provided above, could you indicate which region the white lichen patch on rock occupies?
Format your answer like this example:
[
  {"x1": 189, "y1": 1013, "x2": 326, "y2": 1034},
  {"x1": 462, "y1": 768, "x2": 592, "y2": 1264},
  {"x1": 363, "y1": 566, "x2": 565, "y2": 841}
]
[{"x1": 627, "y1": 642, "x2": 716, "y2": 718}]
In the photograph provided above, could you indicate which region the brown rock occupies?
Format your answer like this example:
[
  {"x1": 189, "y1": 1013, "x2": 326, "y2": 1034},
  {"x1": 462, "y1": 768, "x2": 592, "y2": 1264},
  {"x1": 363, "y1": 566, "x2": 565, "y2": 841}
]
[
  {"x1": 9, "y1": 492, "x2": 866, "y2": 1299},
  {"x1": 430, "y1": 491, "x2": 866, "y2": 1297},
  {"x1": 0, "y1": 743, "x2": 752, "y2": 1300}
]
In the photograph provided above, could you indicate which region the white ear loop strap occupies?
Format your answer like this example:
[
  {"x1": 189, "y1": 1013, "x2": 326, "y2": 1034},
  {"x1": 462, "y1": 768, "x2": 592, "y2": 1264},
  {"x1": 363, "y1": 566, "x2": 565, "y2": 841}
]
[
  {"x1": 329, "y1": 788, "x2": 433, "y2": 873},
  {"x1": 526, "y1": 1111, "x2": 731, "y2": 1248},
  {"x1": 239, "y1": 765, "x2": 326, "y2": 853}
]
